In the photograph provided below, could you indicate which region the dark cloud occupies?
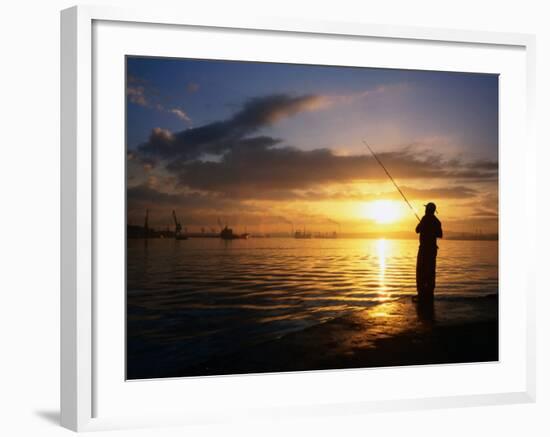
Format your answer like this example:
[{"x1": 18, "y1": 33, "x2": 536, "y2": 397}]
[
  {"x1": 130, "y1": 92, "x2": 497, "y2": 203},
  {"x1": 470, "y1": 159, "x2": 499, "y2": 171},
  {"x1": 127, "y1": 150, "x2": 158, "y2": 167},
  {"x1": 138, "y1": 94, "x2": 326, "y2": 161},
  {"x1": 171, "y1": 146, "x2": 496, "y2": 195},
  {"x1": 127, "y1": 184, "x2": 224, "y2": 210}
]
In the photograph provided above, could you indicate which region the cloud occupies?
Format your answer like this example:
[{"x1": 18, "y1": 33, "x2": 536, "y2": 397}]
[
  {"x1": 470, "y1": 207, "x2": 498, "y2": 218},
  {"x1": 128, "y1": 184, "x2": 226, "y2": 210},
  {"x1": 171, "y1": 146, "x2": 496, "y2": 196},
  {"x1": 138, "y1": 94, "x2": 329, "y2": 161},
  {"x1": 170, "y1": 108, "x2": 192, "y2": 123},
  {"x1": 470, "y1": 159, "x2": 499, "y2": 171},
  {"x1": 127, "y1": 149, "x2": 159, "y2": 168},
  {"x1": 398, "y1": 185, "x2": 479, "y2": 200},
  {"x1": 130, "y1": 91, "x2": 497, "y2": 205},
  {"x1": 134, "y1": 92, "x2": 496, "y2": 196},
  {"x1": 459, "y1": 191, "x2": 498, "y2": 210},
  {"x1": 126, "y1": 183, "x2": 269, "y2": 228},
  {"x1": 127, "y1": 74, "x2": 192, "y2": 124},
  {"x1": 196, "y1": 183, "x2": 479, "y2": 202},
  {"x1": 127, "y1": 85, "x2": 148, "y2": 106},
  {"x1": 274, "y1": 215, "x2": 293, "y2": 225},
  {"x1": 135, "y1": 85, "x2": 409, "y2": 163},
  {"x1": 233, "y1": 94, "x2": 330, "y2": 125},
  {"x1": 326, "y1": 83, "x2": 407, "y2": 106}
]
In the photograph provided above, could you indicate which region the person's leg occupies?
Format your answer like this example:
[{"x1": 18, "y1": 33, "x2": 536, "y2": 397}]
[
  {"x1": 432, "y1": 253, "x2": 437, "y2": 293},
  {"x1": 416, "y1": 248, "x2": 424, "y2": 297},
  {"x1": 425, "y1": 250, "x2": 437, "y2": 300}
]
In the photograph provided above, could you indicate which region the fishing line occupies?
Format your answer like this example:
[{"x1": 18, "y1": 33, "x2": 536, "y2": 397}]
[{"x1": 362, "y1": 139, "x2": 421, "y2": 222}]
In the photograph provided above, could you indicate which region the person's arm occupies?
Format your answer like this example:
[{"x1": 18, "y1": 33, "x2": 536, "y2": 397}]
[
  {"x1": 415, "y1": 217, "x2": 423, "y2": 234},
  {"x1": 436, "y1": 220, "x2": 443, "y2": 239}
]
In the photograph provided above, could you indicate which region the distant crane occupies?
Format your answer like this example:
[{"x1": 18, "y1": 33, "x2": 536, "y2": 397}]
[{"x1": 172, "y1": 210, "x2": 188, "y2": 240}]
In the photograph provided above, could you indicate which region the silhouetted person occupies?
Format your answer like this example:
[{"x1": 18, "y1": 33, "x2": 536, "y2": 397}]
[{"x1": 415, "y1": 202, "x2": 442, "y2": 302}]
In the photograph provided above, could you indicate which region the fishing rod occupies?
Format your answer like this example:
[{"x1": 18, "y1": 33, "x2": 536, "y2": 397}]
[{"x1": 362, "y1": 139, "x2": 421, "y2": 222}]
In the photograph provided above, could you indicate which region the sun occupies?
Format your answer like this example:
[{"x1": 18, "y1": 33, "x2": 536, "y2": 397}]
[{"x1": 361, "y1": 200, "x2": 404, "y2": 224}]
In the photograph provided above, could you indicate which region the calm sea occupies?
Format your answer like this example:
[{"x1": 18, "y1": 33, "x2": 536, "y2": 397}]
[{"x1": 127, "y1": 238, "x2": 498, "y2": 377}]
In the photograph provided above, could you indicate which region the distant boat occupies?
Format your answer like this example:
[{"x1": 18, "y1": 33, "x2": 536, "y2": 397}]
[{"x1": 220, "y1": 226, "x2": 250, "y2": 240}]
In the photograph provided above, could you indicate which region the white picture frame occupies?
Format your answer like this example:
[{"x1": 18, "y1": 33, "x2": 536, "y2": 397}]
[{"x1": 60, "y1": 5, "x2": 536, "y2": 432}]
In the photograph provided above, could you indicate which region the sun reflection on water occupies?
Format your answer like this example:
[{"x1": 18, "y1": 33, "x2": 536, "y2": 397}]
[{"x1": 376, "y1": 238, "x2": 389, "y2": 298}]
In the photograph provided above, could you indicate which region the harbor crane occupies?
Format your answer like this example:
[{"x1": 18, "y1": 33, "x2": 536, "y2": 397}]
[{"x1": 172, "y1": 210, "x2": 188, "y2": 240}]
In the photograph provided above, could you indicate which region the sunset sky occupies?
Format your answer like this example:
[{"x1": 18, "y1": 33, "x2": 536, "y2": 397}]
[{"x1": 126, "y1": 57, "x2": 498, "y2": 236}]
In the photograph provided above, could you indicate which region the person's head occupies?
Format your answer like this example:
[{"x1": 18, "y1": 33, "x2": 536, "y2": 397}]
[{"x1": 424, "y1": 202, "x2": 436, "y2": 215}]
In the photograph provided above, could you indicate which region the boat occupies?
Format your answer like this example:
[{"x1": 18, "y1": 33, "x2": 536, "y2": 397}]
[{"x1": 220, "y1": 226, "x2": 250, "y2": 240}]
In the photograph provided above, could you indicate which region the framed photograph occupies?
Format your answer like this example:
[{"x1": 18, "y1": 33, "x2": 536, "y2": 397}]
[{"x1": 61, "y1": 5, "x2": 536, "y2": 432}]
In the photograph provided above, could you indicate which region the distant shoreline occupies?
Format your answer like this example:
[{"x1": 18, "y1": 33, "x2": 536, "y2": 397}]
[
  {"x1": 127, "y1": 226, "x2": 498, "y2": 242},
  {"x1": 127, "y1": 235, "x2": 499, "y2": 241}
]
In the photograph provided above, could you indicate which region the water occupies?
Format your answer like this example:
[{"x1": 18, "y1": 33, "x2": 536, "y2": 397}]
[{"x1": 127, "y1": 238, "x2": 498, "y2": 377}]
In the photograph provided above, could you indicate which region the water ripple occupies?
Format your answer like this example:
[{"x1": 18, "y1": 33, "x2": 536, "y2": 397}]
[{"x1": 127, "y1": 238, "x2": 498, "y2": 370}]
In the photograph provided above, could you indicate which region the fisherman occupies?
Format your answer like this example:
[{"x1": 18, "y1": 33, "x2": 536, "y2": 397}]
[
  {"x1": 415, "y1": 202, "x2": 443, "y2": 302},
  {"x1": 362, "y1": 141, "x2": 443, "y2": 301}
]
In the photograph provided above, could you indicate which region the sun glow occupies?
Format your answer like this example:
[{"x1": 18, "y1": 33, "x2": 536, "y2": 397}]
[{"x1": 361, "y1": 200, "x2": 404, "y2": 224}]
